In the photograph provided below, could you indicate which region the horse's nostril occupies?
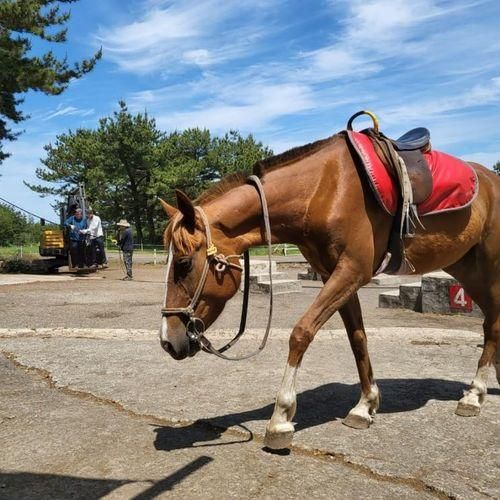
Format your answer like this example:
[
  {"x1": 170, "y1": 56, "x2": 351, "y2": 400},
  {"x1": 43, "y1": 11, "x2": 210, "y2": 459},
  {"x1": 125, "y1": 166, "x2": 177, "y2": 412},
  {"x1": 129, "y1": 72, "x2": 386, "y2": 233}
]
[{"x1": 161, "y1": 339, "x2": 189, "y2": 360}]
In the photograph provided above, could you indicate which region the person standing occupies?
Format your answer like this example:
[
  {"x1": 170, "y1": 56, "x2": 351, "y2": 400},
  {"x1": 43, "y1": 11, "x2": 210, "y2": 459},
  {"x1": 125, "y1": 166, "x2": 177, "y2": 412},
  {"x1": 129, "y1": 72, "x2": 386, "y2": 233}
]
[
  {"x1": 82, "y1": 209, "x2": 108, "y2": 268},
  {"x1": 117, "y1": 219, "x2": 134, "y2": 280},
  {"x1": 64, "y1": 208, "x2": 88, "y2": 269}
]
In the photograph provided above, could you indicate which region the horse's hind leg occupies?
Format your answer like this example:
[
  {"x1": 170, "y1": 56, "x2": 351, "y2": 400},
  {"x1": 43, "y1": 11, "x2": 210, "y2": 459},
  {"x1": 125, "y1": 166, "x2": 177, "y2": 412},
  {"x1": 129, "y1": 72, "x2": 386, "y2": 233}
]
[
  {"x1": 445, "y1": 245, "x2": 500, "y2": 416},
  {"x1": 456, "y1": 310, "x2": 499, "y2": 416},
  {"x1": 340, "y1": 293, "x2": 380, "y2": 429}
]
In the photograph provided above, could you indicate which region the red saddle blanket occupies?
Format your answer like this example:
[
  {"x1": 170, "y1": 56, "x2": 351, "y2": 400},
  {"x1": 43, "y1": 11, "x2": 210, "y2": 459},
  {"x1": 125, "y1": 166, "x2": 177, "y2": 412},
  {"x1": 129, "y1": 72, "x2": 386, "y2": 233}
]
[{"x1": 348, "y1": 131, "x2": 479, "y2": 216}]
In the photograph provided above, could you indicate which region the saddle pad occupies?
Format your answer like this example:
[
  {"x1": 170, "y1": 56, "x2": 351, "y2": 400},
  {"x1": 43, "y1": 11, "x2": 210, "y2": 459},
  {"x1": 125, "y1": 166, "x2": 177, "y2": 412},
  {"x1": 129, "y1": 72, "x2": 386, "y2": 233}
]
[{"x1": 347, "y1": 131, "x2": 479, "y2": 216}]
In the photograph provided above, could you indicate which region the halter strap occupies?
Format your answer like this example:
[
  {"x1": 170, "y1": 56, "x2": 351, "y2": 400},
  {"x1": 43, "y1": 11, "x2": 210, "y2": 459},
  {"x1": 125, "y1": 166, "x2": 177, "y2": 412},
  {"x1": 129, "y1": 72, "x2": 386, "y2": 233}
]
[
  {"x1": 160, "y1": 175, "x2": 274, "y2": 361},
  {"x1": 161, "y1": 207, "x2": 243, "y2": 318}
]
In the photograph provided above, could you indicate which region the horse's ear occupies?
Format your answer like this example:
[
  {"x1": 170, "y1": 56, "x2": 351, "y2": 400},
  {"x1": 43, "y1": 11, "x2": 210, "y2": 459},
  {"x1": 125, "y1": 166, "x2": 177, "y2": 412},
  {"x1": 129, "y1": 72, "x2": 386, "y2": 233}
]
[
  {"x1": 175, "y1": 189, "x2": 196, "y2": 229},
  {"x1": 159, "y1": 198, "x2": 179, "y2": 219}
]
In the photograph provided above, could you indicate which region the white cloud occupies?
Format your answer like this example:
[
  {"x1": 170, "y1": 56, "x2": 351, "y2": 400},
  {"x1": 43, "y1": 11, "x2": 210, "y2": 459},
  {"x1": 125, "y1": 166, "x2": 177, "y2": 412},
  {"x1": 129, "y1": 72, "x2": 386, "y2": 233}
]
[
  {"x1": 156, "y1": 83, "x2": 315, "y2": 132},
  {"x1": 107, "y1": 0, "x2": 499, "y2": 160},
  {"x1": 342, "y1": 0, "x2": 443, "y2": 44},
  {"x1": 381, "y1": 77, "x2": 500, "y2": 123},
  {"x1": 462, "y1": 151, "x2": 500, "y2": 168},
  {"x1": 42, "y1": 105, "x2": 95, "y2": 121},
  {"x1": 182, "y1": 49, "x2": 212, "y2": 67},
  {"x1": 301, "y1": 47, "x2": 382, "y2": 81},
  {"x1": 96, "y1": 0, "x2": 280, "y2": 73},
  {"x1": 297, "y1": 0, "x2": 461, "y2": 84}
]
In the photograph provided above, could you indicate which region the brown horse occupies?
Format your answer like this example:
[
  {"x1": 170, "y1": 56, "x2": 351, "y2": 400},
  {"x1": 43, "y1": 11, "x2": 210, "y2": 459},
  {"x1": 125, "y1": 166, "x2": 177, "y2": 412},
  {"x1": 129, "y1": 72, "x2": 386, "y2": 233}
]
[{"x1": 159, "y1": 132, "x2": 500, "y2": 449}]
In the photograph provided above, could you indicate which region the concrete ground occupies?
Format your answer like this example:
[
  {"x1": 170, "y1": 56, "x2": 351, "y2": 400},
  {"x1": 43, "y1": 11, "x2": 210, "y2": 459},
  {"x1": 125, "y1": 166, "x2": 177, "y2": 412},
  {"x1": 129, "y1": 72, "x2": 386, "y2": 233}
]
[{"x1": 0, "y1": 263, "x2": 498, "y2": 499}]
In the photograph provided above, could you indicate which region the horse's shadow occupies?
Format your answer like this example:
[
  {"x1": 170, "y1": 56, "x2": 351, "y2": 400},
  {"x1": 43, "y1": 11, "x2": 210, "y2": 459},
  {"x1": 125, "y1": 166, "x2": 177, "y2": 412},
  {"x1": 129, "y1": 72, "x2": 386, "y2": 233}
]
[{"x1": 154, "y1": 378, "x2": 500, "y2": 452}]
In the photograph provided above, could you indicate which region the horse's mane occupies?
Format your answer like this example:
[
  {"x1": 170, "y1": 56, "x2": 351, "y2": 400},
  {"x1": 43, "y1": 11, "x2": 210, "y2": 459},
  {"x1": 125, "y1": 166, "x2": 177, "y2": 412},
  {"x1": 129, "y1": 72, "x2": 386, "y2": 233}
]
[
  {"x1": 252, "y1": 135, "x2": 336, "y2": 176},
  {"x1": 195, "y1": 172, "x2": 248, "y2": 205},
  {"x1": 196, "y1": 134, "x2": 338, "y2": 205},
  {"x1": 165, "y1": 219, "x2": 203, "y2": 255}
]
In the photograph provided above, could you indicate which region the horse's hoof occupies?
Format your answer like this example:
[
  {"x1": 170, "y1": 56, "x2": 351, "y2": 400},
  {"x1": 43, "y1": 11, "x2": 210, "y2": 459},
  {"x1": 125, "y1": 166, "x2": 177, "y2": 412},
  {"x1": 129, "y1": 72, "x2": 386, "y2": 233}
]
[
  {"x1": 264, "y1": 424, "x2": 294, "y2": 449},
  {"x1": 343, "y1": 412, "x2": 372, "y2": 429},
  {"x1": 455, "y1": 401, "x2": 481, "y2": 417}
]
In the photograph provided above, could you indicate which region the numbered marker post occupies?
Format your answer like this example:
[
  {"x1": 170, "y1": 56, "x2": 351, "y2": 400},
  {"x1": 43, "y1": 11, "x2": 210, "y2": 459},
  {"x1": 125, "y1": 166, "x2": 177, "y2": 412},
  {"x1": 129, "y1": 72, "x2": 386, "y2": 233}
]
[{"x1": 448, "y1": 284, "x2": 473, "y2": 312}]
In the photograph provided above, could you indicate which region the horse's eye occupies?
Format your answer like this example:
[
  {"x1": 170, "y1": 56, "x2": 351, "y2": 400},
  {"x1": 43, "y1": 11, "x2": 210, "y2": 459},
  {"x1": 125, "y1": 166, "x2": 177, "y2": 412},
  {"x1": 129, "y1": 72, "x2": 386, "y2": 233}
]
[{"x1": 174, "y1": 257, "x2": 193, "y2": 276}]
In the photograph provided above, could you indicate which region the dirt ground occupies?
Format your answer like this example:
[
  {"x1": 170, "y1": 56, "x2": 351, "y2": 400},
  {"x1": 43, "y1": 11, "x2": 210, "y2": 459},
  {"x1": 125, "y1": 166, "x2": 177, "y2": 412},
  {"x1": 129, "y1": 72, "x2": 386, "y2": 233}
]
[
  {"x1": 1, "y1": 262, "x2": 497, "y2": 500},
  {"x1": 0, "y1": 261, "x2": 483, "y2": 333}
]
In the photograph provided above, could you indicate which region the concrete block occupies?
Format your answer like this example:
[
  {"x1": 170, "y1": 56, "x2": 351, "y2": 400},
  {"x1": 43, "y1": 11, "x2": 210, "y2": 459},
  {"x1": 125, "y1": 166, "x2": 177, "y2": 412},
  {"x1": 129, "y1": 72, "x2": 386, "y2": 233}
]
[
  {"x1": 421, "y1": 273, "x2": 483, "y2": 318},
  {"x1": 378, "y1": 289, "x2": 401, "y2": 309},
  {"x1": 256, "y1": 279, "x2": 302, "y2": 294},
  {"x1": 239, "y1": 272, "x2": 288, "y2": 292},
  {"x1": 399, "y1": 282, "x2": 422, "y2": 312},
  {"x1": 240, "y1": 259, "x2": 277, "y2": 275},
  {"x1": 249, "y1": 272, "x2": 287, "y2": 284},
  {"x1": 371, "y1": 274, "x2": 422, "y2": 286},
  {"x1": 297, "y1": 267, "x2": 321, "y2": 281}
]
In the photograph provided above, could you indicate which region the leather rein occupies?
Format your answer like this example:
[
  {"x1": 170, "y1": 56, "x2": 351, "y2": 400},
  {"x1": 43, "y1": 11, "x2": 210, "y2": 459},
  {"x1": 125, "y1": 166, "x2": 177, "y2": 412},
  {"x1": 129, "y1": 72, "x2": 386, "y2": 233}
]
[{"x1": 160, "y1": 175, "x2": 273, "y2": 361}]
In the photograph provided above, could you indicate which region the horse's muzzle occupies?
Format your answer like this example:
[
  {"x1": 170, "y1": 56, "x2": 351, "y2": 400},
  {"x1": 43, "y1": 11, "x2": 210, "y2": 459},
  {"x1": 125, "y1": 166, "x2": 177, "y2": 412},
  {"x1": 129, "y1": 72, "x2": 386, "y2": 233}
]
[
  {"x1": 160, "y1": 335, "x2": 200, "y2": 360},
  {"x1": 160, "y1": 315, "x2": 201, "y2": 360}
]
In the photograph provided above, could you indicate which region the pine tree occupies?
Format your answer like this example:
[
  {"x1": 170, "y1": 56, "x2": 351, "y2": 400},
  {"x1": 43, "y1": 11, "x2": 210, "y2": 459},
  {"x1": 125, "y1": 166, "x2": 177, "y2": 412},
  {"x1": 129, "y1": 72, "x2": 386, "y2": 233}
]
[
  {"x1": 0, "y1": 0, "x2": 101, "y2": 163},
  {"x1": 27, "y1": 103, "x2": 273, "y2": 243}
]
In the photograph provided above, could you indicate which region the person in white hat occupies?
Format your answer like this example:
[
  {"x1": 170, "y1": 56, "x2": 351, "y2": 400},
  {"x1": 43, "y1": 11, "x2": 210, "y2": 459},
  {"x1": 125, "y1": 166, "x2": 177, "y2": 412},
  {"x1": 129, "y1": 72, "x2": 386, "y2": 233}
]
[{"x1": 117, "y1": 219, "x2": 134, "y2": 280}]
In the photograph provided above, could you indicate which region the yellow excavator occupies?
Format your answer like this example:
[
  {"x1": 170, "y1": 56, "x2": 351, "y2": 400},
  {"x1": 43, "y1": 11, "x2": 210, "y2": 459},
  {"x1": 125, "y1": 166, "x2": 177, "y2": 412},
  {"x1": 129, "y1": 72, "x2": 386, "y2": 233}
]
[{"x1": 39, "y1": 185, "x2": 95, "y2": 273}]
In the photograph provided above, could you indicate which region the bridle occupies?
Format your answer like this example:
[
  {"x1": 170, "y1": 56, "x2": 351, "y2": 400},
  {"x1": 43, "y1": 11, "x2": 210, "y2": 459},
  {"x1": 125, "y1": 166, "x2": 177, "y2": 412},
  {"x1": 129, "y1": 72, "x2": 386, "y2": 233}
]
[{"x1": 160, "y1": 175, "x2": 274, "y2": 361}]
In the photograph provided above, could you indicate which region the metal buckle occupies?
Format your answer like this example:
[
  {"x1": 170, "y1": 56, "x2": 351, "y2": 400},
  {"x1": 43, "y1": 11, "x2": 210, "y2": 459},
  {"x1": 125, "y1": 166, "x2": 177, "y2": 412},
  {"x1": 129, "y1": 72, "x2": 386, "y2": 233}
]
[{"x1": 186, "y1": 317, "x2": 205, "y2": 342}]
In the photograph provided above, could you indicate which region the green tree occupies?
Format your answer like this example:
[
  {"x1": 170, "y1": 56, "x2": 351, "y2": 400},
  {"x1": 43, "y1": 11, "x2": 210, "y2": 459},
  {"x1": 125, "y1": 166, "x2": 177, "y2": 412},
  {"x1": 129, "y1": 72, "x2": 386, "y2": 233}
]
[
  {"x1": 0, "y1": 203, "x2": 27, "y2": 245},
  {"x1": 98, "y1": 101, "x2": 164, "y2": 242},
  {"x1": 151, "y1": 128, "x2": 212, "y2": 201},
  {"x1": 27, "y1": 101, "x2": 163, "y2": 242},
  {"x1": 0, "y1": 0, "x2": 101, "y2": 163},
  {"x1": 148, "y1": 129, "x2": 272, "y2": 237},
  {"x1": 493, "y1": 160, "x2": 500, "y2": 175},
  {"x1": 28, "y1": 103, "x2": 273, "y2": 243},
  {"x1": 206, "y1": 130, "x2": 273, "y2": 180}
]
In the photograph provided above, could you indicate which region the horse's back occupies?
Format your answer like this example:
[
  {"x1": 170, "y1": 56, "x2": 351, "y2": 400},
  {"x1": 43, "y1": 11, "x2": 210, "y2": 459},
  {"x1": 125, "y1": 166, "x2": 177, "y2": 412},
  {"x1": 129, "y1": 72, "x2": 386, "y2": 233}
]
[{"x1": 469, "y1": 162, "x2": 500, "y2": 225}]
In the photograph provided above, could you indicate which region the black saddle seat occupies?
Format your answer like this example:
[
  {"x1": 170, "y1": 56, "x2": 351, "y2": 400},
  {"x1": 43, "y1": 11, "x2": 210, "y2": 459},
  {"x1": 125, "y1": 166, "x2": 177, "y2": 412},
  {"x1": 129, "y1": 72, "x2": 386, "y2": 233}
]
[{"x1": 393, "y1": 127, "x2": 430, "y2": 151}]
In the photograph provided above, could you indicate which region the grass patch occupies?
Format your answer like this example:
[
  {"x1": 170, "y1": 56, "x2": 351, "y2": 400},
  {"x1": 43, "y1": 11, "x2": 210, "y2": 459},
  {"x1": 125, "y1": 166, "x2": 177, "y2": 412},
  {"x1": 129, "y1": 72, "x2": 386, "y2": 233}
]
[
  {"x1": 0, "y1": 245, "x2": 39, "y2": 260},
  {"x1": 250, "y1": 245, "x2": 301, "y2": 256}
]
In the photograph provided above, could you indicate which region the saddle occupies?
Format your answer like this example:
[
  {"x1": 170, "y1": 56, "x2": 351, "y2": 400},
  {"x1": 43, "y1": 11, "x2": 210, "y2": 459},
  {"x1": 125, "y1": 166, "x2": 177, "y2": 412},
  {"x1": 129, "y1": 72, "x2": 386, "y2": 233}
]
[
  {"x1": 347, "y1": 110, "x2": 433, "y2": 210},
  {"x1": 345, "y1": 110, "x2": 478, "y2": 275}
]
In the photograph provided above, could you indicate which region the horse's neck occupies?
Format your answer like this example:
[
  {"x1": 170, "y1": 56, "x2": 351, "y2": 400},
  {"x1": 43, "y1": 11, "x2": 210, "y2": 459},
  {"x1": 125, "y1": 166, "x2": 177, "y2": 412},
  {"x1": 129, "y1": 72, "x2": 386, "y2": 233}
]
[{"x1": 204, "y1": 169, "x2": 311, "y2": 253}]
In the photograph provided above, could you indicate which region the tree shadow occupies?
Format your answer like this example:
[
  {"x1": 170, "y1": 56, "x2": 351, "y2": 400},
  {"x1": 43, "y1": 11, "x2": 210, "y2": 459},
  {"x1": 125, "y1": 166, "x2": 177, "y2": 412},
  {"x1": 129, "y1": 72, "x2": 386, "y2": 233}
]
[
  {"x1": 154, "y1": 377, "x2": 500, "y2": 452},
  {"x1": 131, "y1": 456, "x2": 213, "y2": 499},
  {"x1": 0, "y1": 471, "x2": 129, "y2": 499},
  {"x1": 0, "y1": 457, "x2": 214, "y2": 500}
]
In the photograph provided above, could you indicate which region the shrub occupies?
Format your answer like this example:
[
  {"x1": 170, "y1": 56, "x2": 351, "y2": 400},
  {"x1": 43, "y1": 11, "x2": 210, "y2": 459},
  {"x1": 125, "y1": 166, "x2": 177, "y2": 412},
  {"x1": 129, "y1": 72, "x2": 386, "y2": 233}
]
[{"x1": 1, "y1": 257, "x2": 33, "y2": 273}]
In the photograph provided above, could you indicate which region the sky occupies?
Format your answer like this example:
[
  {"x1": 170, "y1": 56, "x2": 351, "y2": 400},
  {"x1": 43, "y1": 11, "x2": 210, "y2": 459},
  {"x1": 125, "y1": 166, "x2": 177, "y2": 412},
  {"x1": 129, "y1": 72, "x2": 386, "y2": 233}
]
[{"x1": 1, "y1": 0, "x2": 499, "y2": 221}]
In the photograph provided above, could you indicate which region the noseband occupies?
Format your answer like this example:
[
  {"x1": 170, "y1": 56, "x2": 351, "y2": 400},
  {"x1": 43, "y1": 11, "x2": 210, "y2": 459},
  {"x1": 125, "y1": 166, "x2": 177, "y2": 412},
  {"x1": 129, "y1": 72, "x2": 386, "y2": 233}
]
[{"x1": 161, "y1": 175, "x2": 274, "y2": 361}]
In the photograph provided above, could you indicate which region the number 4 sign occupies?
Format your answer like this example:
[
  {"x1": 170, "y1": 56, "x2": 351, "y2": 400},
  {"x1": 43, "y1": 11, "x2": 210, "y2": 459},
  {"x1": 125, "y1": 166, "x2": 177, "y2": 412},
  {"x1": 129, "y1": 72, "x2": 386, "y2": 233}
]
[{"x1": 449, "y1": 284, "x2": 473, "y2": 312}]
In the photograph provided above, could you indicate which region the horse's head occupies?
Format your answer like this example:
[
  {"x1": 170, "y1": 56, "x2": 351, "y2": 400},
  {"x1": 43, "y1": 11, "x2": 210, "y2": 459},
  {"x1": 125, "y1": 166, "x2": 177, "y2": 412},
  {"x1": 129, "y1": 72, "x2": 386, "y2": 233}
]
[{"x1": 159, "y1": 190, "x2": 243, "y2": 360}]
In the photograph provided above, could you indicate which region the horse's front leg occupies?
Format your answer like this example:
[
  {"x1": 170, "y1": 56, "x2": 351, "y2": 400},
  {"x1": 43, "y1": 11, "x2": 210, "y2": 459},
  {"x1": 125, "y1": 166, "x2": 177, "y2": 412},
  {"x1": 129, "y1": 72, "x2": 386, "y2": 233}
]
[
  {"x1": 264, "y1": 260, "x2": 366, "y2": 449},
  {"x1": 339, "y1": 293, "x2": 380, "y2": 429}
]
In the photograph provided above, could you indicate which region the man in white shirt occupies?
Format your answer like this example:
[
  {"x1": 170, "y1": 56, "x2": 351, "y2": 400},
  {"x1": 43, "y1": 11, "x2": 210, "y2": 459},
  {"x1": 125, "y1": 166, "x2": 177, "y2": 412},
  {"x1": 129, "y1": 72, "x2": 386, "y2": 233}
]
[{"x1": 83, "y1": 209, "x2": 108, "y2": 268}]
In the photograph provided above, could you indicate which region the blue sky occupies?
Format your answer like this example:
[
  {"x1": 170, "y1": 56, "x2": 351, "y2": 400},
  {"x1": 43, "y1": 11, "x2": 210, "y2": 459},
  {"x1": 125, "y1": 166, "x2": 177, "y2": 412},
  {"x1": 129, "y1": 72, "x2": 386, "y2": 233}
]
[{"x1": 1, "y1": 0, "x2": 499, "y2": 221}]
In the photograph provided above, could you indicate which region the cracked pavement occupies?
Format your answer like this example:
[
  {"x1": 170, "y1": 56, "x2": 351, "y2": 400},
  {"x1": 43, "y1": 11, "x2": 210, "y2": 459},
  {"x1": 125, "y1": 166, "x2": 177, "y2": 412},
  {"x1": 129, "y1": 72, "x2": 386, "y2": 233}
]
[{"x1": 0, "y1": 264, "x2": 498, "y2": 499}]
